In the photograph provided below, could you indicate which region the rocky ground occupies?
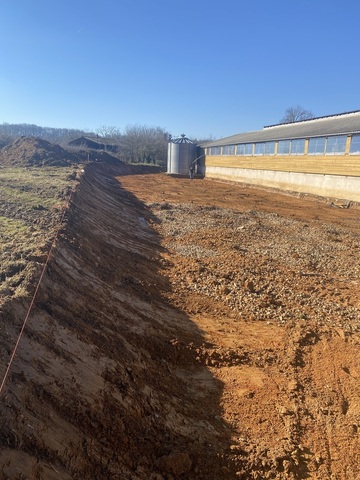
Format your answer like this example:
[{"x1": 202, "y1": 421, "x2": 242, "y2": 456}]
[
  {"x1": 119, "y1": 173, "x2": 360, "y2": 480},
  {"x1": 0, "y1": 140, "x2": 359, "y2": 479}
]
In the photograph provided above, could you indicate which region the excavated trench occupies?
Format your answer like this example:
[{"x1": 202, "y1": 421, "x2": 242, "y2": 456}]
[
  {"x1": 1, "y1": 161, "x2": 360, "y2": 480},
  {"x1": 0, "y1": 163, "x2": 235, "y2": 480}
]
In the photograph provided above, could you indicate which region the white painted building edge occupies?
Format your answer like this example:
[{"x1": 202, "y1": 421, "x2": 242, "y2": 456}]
[{"x1": 204, "y1": 166, "x2": 360, "y2": 203}]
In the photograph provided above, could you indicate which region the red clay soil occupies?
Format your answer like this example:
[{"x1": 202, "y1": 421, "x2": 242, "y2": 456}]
[{"x1": 0, "y1": 162, "x2": 360, "y2": 480}]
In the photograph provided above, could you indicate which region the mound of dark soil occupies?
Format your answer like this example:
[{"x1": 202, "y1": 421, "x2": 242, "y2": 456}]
[
  {"x1": 0, "y1": 137, "x2": 77, "y2": 166},
  {"x1": 0, "y1": 136, "x2": 163, "y2": 171}
]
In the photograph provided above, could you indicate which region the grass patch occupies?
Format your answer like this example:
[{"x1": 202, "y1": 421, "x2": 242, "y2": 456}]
[
  {"x1": 0, "y1": 166, "x2": 76, "y2": 210},
  {"x1": 0, "y1": 165, "x2": 79, "y2": 301},
  {"x1": 0, "y1": 215, "x2": 29, "y2": 236}
]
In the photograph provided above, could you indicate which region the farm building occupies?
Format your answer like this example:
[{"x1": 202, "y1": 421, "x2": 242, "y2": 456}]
[
  {"x1": 68, "y1": 136, "x2": 118, "y2": 152},
  {"x1": 200, "y1": 110, "x2": 360, "y2": 202}
]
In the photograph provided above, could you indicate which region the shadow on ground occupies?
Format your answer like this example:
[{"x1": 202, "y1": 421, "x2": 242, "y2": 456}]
[{"x1": 0, "y1": 162, "x2": 238, "y2": 479}]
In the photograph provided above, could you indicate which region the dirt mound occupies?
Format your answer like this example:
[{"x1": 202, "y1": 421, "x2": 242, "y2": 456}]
[
  {"x1": 0, "y1": 137, "x2": 77, "y2": 166},
  {"x1": 0, "y1": 136, "x2": 165, "y2": 171}
]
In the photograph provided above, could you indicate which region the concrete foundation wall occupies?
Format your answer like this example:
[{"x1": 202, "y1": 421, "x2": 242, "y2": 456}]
[{"x1": 204, "y1": 166, "x2": 360, "y2": 202}]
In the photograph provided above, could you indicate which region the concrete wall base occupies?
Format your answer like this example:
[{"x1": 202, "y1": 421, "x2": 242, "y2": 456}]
[{"x1": 204, "y1": 166, "x2": 360, "y2": 202}]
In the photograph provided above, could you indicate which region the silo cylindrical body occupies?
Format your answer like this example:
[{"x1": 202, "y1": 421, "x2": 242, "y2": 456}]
[{"x1": 167, "y1": 135, "x2": 197, "y2": 175}]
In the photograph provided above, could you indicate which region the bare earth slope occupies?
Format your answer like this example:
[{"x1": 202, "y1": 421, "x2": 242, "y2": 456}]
[
  {"x1": 0, "y1": 137, "x2": 76, "y2": 166},
  {"x1": 0, "y1": 163, "x2": 360, "y2": 479}
]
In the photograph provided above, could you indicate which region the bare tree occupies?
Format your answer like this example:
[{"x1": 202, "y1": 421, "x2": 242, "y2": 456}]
[
  {"x1": 96, "y1": 125, "x2": 122, "y2": 140},
  {"x1": 121, "y1": 124, "x2": 169, "y2": 167},
  {"x1": 281, "y1": 105, "x2": 315, "y2": 123}
]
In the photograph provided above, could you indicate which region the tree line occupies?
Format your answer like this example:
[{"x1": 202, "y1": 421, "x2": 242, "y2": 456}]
[
  {"x1": 95, "y1": 124, "x2": 170, "y2": 166},
  {"x1": 0, "y1": 123, "x2": 89, "y2": 146},
  {"x1": 2, "y1": 109, "x2": 317, "y2": 166},
  {"x1": 0, "y1": 123, "x2": 182, "y2": 168}
]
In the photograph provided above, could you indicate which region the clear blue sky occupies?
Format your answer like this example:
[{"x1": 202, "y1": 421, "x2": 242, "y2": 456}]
[{"x1": 1, "y1": 0, "x2": 359, "y2": 140}]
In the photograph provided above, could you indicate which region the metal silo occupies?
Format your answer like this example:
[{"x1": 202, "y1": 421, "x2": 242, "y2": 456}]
[{"x1": 167, "y1": 134, "x2": 197, "y2": 175}]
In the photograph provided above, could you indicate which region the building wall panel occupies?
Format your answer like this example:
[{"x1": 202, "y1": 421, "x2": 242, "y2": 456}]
[
  {"x1": 205, "y1": 155, "x2": 360, "y2": 177},
  {"x1": 205, "y1": 165, "x2": 360, "y2": 202}
]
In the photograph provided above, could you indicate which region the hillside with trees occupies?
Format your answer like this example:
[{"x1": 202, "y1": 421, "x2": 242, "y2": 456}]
[{"x1": 0, "y1": 122, "x2": 173, "y2": 168}]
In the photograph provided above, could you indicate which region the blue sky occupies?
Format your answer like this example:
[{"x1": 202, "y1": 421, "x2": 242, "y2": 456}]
[{"x1": 1, "y1": 0, "x2": 359, "y2": 140}]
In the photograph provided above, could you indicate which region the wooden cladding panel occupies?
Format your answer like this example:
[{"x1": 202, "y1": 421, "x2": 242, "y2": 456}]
[{"x1": 205, "y1": 155, "x2": 360, "y2": 177}]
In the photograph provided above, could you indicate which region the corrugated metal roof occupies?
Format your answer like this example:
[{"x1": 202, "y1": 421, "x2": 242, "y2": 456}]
[
  {"x1": 202, "y1": 110, "x2": 360, "y2": 147},
  {"x1": 171, "y1": 134, "x2": 194, "y2": 144}
]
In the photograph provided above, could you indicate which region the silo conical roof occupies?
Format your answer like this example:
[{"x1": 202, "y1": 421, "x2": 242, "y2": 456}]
[{"x1": 171, "y1": 134, "x2": 194, "y2": 144}]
